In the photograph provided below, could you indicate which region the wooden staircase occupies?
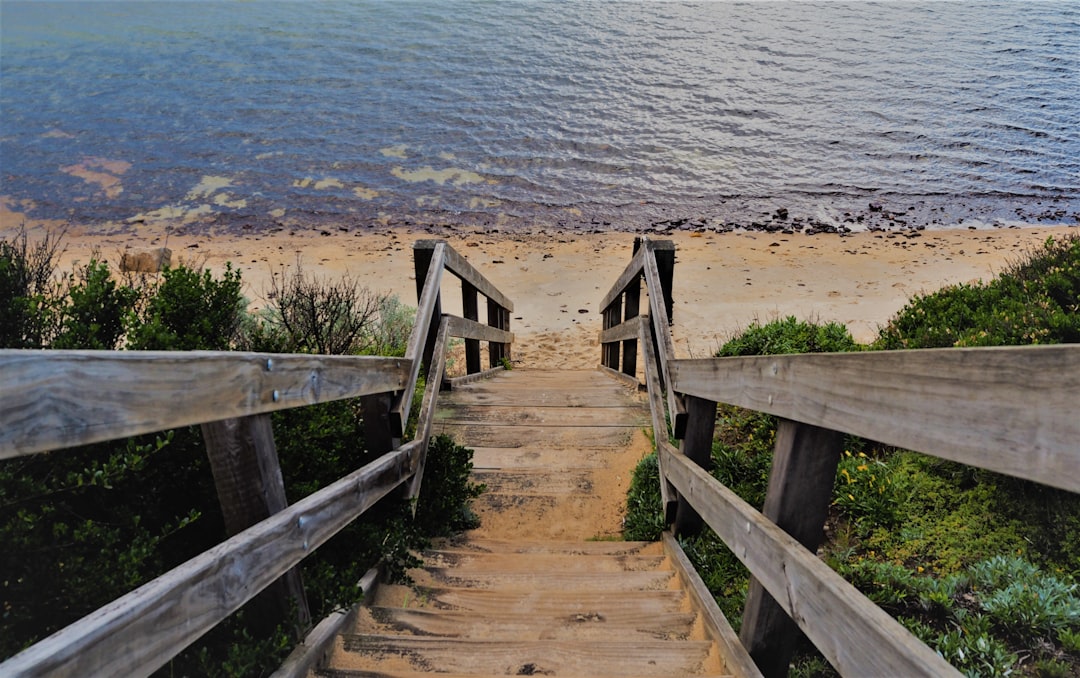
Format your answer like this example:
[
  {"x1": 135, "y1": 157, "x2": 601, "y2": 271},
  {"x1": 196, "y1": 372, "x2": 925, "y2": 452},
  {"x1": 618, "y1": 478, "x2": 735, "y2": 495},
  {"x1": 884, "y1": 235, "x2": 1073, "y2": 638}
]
[{"x1": 314, "y1": 368, "x2": 749, "y2": 677}]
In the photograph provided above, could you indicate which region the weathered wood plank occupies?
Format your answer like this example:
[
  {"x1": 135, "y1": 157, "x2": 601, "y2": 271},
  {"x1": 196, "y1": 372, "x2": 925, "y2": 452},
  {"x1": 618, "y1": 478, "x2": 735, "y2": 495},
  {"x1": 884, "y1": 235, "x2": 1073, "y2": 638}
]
[
  {"x1": 334, "y1": 636, "x2": 713, "y2": 676},
  {"x1": 673, "y1": 396, "x2": 716, "y2": 537},
  {"x1": 391, "y1": 243, "x2": 446, "y2": 435},
  {"x1": 641, "y1": 318, "x2": 677, "y2": 522},
  {"x1": 357, "y1": 606, "x2": 697, "y2": 642},
  {"x1": 395, "y1": 569, "x2": 675, "y2": 592},
  {"x1": 740, "y1": 420, "x2": 845, "y2": 677},
  {"x1": 662, "y1": 533, "x2": 763, "y2": 678},
  {"x1": 0, "y1": 351, "x2": 409, "y2": 458},
  {"x1": 201, "y1": 414, "x2": 311, "y2": 637},
  {"x1": 642, "y1": 245, "x2": 685, "y2": 436},
  {"x1": 446, "y1": 315, "x2": 514, "y2": 344},
  {"x1": 0, "y1": 441, "x2": 422, "y2": 678},
  {"x1": 435, "y1": 405, "x2": 647, "y2": 427},
  {"x1": 406, "y1": 587, "x2": 686, "y2": 615},
  {"x1": 461, "y1": 280, "x2": 481, "y2": 374},
  {"x1": 659, "y1": 442, "x2": 962, "y2": 677},
  {"x1": 469, "y1": 446, "x2": 611, "y2": 470},
  {"x1": 670, "y1": 345, "x2": 1080, "y2": 492},
  {"x1": 407, "y1": 317, "x2": 449, "y2": 501},
  {"x1": 599, "y1": 246, "x2": 645, "y2": 312},
  {"x1": 431, "y1": 424, "x2": 635, "y2": 448},
  {"x1": 420, "y1": 240, "x2": 514, "y2": 312},
  {"x1": 599, "y1": 315, "x2": 643, "y2": 345}
]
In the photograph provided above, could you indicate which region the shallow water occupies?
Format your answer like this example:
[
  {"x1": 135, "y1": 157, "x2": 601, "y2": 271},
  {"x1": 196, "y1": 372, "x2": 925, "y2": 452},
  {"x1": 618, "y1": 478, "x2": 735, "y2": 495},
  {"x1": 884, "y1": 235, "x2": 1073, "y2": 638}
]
[{"x1": 1, "y1": 1, "x2": 1078, "y2": 232}]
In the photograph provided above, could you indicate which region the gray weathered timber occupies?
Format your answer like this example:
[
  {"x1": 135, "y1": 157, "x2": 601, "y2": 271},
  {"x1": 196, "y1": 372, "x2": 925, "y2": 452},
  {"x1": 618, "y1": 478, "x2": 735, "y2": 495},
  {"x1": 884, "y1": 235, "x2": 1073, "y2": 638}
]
[
  {"x1": 434, "y1": 405, "x2": 647, "y2": 427},
  {"x1": 0, "y1": 442, "x2": 421, "y2": 678},
  {"x1": 599, "y1": 245, "x2": 645, "y2": 312},
  {"x1": 0, "y1": 351, "x2": 408, "y2": 458},
  {"x1": 622, "y1": 260, "x2": 641, "y2": 378},
  {"x1": 642, "y1": 245, "x2": 685, "y2": 436},
  {"x1": 641, "y1": 319, "x2": 677, "y2": 522},
  {"x1": 461, "y1": 281, "x2": 482, "y2": 374},
  {"x1": 739, "y1": 420, "x2": 844, "y2": 677},
  {"x1": 659, "y1": 442, "x2": 962, "y2": 678},
  {"x1": 670, "y1": 345, "x2": 1080, "y2": 492},
  {"x1": 391, "y1": 243, "x2": 446, "y2": 435},
  {"x1": 201, "y1": 414, "x2": 311, "y2": 635},
  {"x1": 408, "y1": 317, "x2": 450, "y2": 501},
  {"x1": 599, "y1": 315, "x2": 644, "y2": 345},
  {"x1": 663, "y1": 533, "x2": 763, "y2": 678},
  {"x1": 672, "y1": 396, "x2": 717, "y2": 537},
  {"x1": 423, "y1": 240, "x2": 514, "y2": 312},
  {"x1": 446, "y1": 315, "x2": 514, "y2": 344}
]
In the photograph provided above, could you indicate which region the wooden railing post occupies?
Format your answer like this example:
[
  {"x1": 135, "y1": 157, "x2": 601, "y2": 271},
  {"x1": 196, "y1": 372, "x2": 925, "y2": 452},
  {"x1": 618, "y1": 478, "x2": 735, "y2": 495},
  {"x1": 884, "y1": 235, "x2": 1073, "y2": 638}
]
[
  {"x1": 201, "y1": 415, "x2": 311, "y2": 638},
  {"x1": 462, "y1": 281, "x2": 481, "y2": 374},
  {"x1": 602, "y1": 295, "x2": 623, "y2": 370},
  {"x1": 739, "y1": 419, "x2": 844, "y2": 677},
  {"x1": 414, "y1": 242, "x2": 443, "y2": 381},
  {"x1": 651, "y1": 240, "x2": 675, "y2": 326},
  {"x1": 672, "y1": 395, "x2": 717, "y2": 537},
  {"x1": 361, "y1": 392, "x2": 396, "y2": 454},
  {"x1": 621, "y1": 241, "x2": 641, "y2": 377},
  {"x1": 488, "y1": 303, "x2": 510, "y2": 367}
]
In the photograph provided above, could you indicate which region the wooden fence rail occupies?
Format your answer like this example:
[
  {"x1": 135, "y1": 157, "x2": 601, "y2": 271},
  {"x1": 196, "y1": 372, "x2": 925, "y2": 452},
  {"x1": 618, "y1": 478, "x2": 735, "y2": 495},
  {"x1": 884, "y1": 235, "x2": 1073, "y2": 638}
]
[
  {"x1": 0, "y1": 241, "x2": 512, "y2": 677},
  {"x1": 601, "y1": 237, "x2": 1080, "y2": 677}
]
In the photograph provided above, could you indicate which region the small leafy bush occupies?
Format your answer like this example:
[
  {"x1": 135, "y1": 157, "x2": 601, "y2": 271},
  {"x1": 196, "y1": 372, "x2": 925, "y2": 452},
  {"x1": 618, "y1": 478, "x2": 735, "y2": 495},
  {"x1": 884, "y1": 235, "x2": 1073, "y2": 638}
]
[{"x1": 623, "y1": 452, "x2": 665, "y2": 542}]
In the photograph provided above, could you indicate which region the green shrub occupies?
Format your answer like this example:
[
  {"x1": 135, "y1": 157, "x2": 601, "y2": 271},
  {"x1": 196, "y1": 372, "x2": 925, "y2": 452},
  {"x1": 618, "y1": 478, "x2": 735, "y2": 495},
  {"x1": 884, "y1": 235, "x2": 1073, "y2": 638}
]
[
  {"x1": 875, "y1": 234, "x2": 1080, "y2": 349},
  {"x1": 128, "y1": 263, "x2": 244, "y2": 351},
  {"x1": 717, "y1": 315, "x2": 860, "y2": 357},
  {"x1": 0, "y1": 227, "x2": 63, "y2": 348},
  {"x1": 623, "y1": 452, "x2": 666, "y2": 542}
]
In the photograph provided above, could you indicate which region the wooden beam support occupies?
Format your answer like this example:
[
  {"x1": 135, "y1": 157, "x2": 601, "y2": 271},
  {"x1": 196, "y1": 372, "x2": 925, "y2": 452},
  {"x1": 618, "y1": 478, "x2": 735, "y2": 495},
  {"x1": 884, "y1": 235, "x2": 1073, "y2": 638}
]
[
  {"x1": 739, "y1": 420, "x2": 844, "y2": 677},
  {"x1": 599, "y1": 246, "x2": 645, "y2": 312},
  {"x1": 622, "y1": 264, "x2": 641, "y2": 379},
  {"x1": 598, "y1": 315, "x2": 642, "y2": 345},
  {"x1": 672, "y1": 395, "x2": 717, "y2": 537},
  {"x1": 202, "y1": 415, "x2": 311, "y2": 638},
  {"x1": 461, "y1": 281, "x2": 481, "y2": 374},
  {"x1": 446, "y1": 315, "x2": 514, "y2": 344},
  {"x1": 391, "y1": 242, "x2": 446, "y2": 436},
  {"x1": 640, "y1": 318, "x2": 677, "y2": 524}
]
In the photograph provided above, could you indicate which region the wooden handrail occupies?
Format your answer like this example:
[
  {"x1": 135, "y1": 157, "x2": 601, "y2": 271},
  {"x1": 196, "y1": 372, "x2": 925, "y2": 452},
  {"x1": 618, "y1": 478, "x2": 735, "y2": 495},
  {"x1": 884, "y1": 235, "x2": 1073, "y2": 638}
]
[
  {"x1": 1, "y1": 440, "x2": 421, "y2": 677},
  {"x1": 390, "y1": 240, "x2": 515, "y2": 434},
  {"x1": 0, "y1": 351, "x2": 409, "y2": 459},
  {"x1": 659, "y1": 442, "x2": 961, "y2": 677},
  {"x1": 598, "y1": 239, "x2": 1080, "y2": 676},
  {"x1": 0, "y1": 242, "x2": 512, "y2": 677},
  {"x1": 670, "y1": 346, "x2": 1080, "y2": 493}
]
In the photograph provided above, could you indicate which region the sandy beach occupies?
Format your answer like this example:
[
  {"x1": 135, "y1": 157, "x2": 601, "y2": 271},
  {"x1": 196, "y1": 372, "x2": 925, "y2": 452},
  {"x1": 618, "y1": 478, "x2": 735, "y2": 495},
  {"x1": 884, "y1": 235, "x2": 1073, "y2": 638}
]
[{"x1": 2, "y1": 204, "x2": 1072, "y2": 368}]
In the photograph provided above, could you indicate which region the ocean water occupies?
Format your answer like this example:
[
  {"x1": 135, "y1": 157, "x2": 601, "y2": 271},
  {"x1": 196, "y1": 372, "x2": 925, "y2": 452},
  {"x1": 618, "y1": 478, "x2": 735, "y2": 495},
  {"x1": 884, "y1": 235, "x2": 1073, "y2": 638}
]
[{"x1": 1, "y1": 1, "x2": 1078, "y2": 233}]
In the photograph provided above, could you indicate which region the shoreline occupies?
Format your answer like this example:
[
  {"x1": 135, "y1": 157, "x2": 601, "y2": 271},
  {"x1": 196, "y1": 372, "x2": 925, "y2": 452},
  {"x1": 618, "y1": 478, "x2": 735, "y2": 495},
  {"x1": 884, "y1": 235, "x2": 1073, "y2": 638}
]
[{"x1": 2, "y1": 206, "x2": 1073, "y2": 369}]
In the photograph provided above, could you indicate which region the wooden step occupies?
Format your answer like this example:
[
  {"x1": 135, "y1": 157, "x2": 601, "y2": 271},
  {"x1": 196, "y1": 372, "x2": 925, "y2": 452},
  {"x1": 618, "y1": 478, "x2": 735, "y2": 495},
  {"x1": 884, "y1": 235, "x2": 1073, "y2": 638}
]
[
  {"x1": 435, "y1": 405, "x2": 647, "y2": 427},
  {"x1": 331, "y1": 636, "x2": 717, "y2": 676},
  {"x1": 408, "y1": 567, "x2": 674, "y2": 592},
  {"x1": 355, "y1": 606, "x2": 697, "y2": 641},
  {"x1": 469, "y1": 445, "x2": 612, "y2": 470},
  {"x1": 389, "y1": 587, "x2": 688, "y2": 616},
  {"x1": 471, "y1": 469, "x2": 596, "y2": 495},
  {"x1": 434, "y1": 424, "x2": 635, "y2": 448},
  {"x1": 442, "y1": 539, "x2": 661, "y2": 556},
  {"x1": 419, "y1": 550, "x2": 668, "y2": 573},
  {"x1": 317, "y1": 671, "x2": 731, "y2": 678}
]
